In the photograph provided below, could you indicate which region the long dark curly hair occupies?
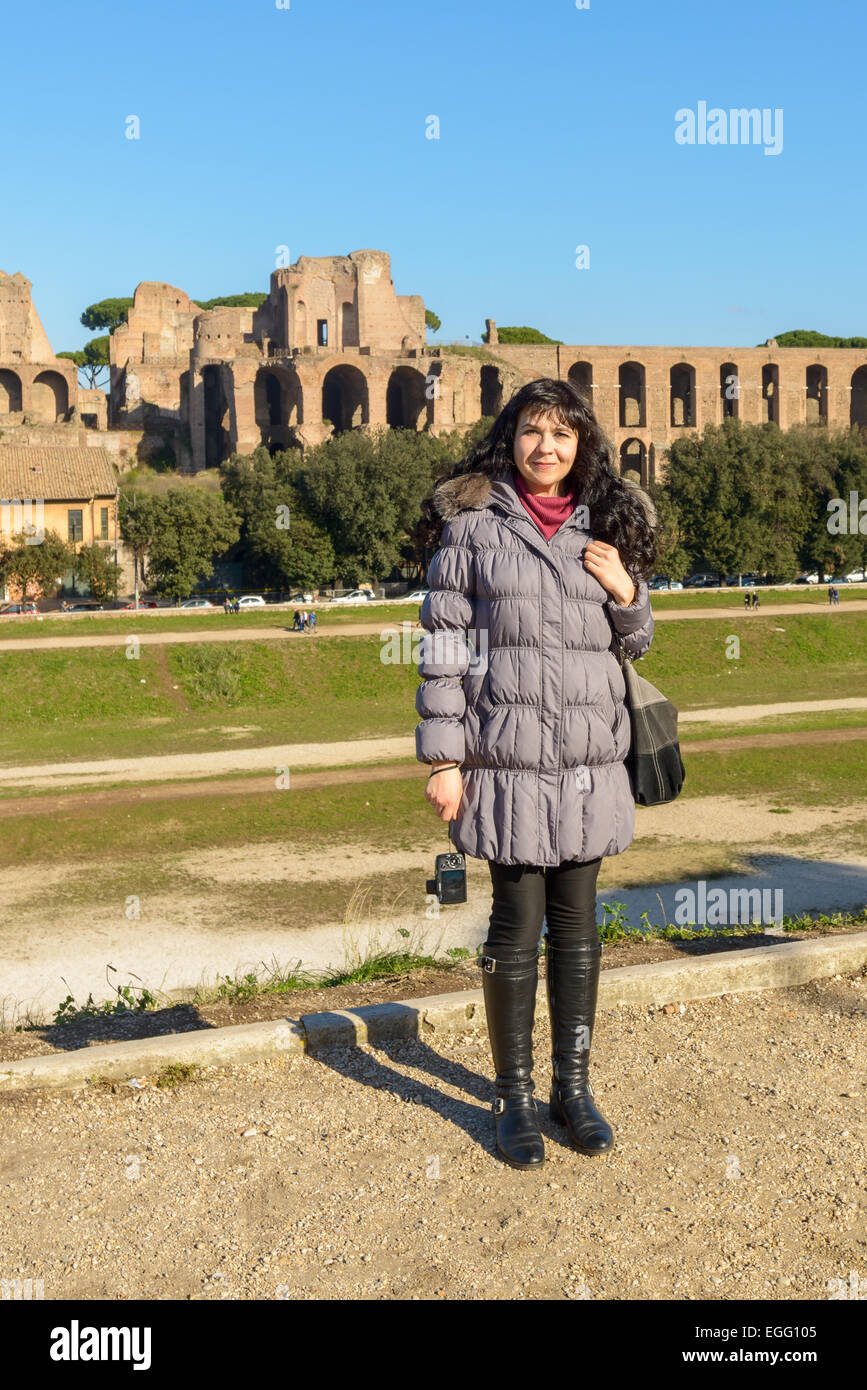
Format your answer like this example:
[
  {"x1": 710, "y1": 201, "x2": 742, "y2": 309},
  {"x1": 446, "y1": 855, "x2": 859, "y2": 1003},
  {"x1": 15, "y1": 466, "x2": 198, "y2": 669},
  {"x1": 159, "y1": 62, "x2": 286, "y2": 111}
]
[{"x1": 419, "y1": 377, "x2": 657, "y2": 581}]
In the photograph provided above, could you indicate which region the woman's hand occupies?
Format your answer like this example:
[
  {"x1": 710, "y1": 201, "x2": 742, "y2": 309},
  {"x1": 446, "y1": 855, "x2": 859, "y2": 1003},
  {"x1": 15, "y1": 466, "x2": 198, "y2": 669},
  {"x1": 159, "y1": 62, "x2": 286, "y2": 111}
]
[
  {"x1": 582, "y1": 540, "x2": 636, "y2": 607},
  {"x1": 425, "y1": 765, "x2": 464, "y2": 822}
]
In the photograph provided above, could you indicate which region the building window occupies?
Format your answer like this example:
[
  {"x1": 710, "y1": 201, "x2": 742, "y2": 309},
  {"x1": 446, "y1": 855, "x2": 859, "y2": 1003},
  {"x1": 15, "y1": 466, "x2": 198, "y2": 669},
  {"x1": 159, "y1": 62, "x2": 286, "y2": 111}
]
[
  {"x1": 317, "y1": 319, "x2": 328, "y2": 347},
  {"x1": 68, "y1": 509, "x2": 83, "y2": 543},
  {"x1": 100, "y1": 507, "x2": 109, "y2": 539},
  {"x1": 762, "y1": 365, "x2": 780, "y2": 424}
]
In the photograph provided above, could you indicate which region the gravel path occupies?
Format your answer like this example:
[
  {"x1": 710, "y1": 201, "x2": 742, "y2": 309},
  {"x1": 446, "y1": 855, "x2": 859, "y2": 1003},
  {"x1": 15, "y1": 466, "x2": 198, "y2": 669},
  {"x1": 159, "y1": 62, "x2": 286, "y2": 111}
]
[{"x1": 1, "y1": 970, "x2": 863, "y2": 1300}]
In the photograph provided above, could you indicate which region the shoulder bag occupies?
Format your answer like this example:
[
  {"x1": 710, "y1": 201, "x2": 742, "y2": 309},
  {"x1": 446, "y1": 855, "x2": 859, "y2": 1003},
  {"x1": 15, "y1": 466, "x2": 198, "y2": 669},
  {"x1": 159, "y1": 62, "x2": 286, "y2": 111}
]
[{"x1": 613, "y1": 635, "x2": 686, "y2": 806}]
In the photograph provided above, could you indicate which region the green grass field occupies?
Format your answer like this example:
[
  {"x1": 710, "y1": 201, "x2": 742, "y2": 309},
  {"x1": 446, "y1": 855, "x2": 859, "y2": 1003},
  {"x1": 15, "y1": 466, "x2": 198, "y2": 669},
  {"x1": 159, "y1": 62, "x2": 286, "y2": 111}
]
[{"x1": 0, "y1": 611, "x2": 863, "y2": 765}]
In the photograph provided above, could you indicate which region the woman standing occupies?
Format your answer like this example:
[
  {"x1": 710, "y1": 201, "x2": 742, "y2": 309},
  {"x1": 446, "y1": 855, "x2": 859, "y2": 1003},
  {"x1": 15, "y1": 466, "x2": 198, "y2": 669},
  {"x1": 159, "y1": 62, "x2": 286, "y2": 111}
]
[{"x1": 415, "y1": 378, "x2": 656, "y2": 1170}]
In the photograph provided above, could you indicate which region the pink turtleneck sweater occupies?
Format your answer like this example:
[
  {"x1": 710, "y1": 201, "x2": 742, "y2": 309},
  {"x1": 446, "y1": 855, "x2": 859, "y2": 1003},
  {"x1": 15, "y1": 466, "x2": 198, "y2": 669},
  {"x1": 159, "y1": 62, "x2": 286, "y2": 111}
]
[{"x1": 513, "y1": 467, "x2": 577, "y2": 539}]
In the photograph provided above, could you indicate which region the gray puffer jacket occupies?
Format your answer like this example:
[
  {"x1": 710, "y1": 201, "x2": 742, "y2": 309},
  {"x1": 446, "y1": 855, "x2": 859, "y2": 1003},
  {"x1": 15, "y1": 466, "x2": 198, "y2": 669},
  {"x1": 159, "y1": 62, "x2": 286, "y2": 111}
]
[{"x1": 415, "y1": 466, "x2": 655, "y2": 866}]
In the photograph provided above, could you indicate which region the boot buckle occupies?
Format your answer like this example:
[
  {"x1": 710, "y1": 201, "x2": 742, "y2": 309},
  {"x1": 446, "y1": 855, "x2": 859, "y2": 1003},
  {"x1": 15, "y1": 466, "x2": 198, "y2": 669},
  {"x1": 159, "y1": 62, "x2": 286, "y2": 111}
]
[
  {"x1": 492, "y1": 1097, "x2": 505, "y2": 1114},
  {"x1": 480, "y1": 955, "x2": 497, "y2": 973}
]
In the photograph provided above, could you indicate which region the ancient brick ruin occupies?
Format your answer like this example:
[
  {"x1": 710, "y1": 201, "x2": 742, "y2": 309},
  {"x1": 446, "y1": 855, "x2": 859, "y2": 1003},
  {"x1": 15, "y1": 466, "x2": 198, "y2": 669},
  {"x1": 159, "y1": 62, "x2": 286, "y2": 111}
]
[
  {"x1": 0, "y1": 271, "x2": 106, "y2": 436},
  {"x1": 4, "y1": 252, "x2": 867, "y2": 487}
]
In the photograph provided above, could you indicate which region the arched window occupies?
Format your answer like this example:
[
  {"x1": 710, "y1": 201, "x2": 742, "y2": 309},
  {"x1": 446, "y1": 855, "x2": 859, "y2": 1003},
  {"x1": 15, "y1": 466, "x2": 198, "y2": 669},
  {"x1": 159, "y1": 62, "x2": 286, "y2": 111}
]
[
  {"x1": 670, "y1": 363, "x2": 696, "y2": 427},
  {"x1": 322, "y1": 364, "x2": 369, "y2": 432},
  {"x1": 851, "y1": 366, "x2": 867, "y2": 427},
  {"x1": 387, "y1": 367, "x2": 429, "y2": 429},
  {"x1": 762, "y1": 364, "x2": 779, "y2": 424},
  {"x1": 806, "y1": 365, "x2": 827, "y2": 423},
  {"x1": 567, "y1": 361, "x2": 592, "y2": 402},
  {"x1": 619, "y1": 362, "x2": 645, "y2": 428},
  {"x1": 719, "y1": 362, "x2": 739, "y2": 419}
]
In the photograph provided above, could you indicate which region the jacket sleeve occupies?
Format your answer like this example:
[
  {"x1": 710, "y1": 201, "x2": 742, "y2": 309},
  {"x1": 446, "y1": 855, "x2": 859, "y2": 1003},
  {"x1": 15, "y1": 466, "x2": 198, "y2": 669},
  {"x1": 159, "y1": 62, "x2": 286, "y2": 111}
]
[
  {"x1": 606, "y1": 577, "x2": 654, "y2": 660},
  {"x1": 414, "y1": 518, "x2": 475, "y2": 765}
]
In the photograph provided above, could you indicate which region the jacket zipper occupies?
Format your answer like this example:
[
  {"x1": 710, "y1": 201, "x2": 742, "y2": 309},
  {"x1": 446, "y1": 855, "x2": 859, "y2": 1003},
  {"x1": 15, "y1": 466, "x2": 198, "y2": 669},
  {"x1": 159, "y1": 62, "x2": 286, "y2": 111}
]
[{"x1": 500, "y1": 510, "x2": 570, "y2": 863}]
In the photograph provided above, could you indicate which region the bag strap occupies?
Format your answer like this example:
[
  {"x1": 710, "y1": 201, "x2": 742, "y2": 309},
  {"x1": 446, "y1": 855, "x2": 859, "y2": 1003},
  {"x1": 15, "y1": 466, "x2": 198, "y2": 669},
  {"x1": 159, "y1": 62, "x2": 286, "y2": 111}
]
[{"x1": 610, "y1": 628, "x2": 632, "y2": 668}]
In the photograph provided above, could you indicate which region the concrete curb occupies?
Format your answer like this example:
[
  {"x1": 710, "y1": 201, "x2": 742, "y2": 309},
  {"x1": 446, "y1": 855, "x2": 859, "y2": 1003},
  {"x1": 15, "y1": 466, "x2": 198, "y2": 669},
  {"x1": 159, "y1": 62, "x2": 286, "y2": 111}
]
[{"x1": 2, "y1": 931, "x2": 865, "y2": 1094}]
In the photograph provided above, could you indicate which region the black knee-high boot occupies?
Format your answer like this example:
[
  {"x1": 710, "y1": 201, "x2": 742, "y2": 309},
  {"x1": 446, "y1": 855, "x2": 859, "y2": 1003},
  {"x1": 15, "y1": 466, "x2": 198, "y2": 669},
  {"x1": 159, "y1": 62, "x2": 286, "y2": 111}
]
[
  {"x1": 478, "y1": 944, "x2": 545, "y2": 1169},
  {"x1": 546, "y1": 939, "x2": 614, "y2": 1154}
]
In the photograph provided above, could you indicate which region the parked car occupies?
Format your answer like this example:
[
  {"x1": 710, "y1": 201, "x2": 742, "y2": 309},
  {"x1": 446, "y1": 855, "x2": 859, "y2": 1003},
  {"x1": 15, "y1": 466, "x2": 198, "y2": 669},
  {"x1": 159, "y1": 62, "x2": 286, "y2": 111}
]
[
  {"x1": 288, "y1": 591, "x2": 314, "y2": 603},
  {"x1": 794, "y1": 573, "x2": 820, "y2": 585},
  {"x1": 648, "y1": 577, "x2": 684, "y2": 592},
  {"x1": 395, "y1": 588, "x2": 430, "y2": 602},
  {"x1": 844, "y1": 568, "x2": 866, "y2": 582},
  {"x1": 179, "y1": 599, "x2": 215, "y2": 609},
  {"x1": 684, "y1": 573, "x2": 719, "y2": 588},
  {"x1": 724, "y1": 574, "x2": 759, "y2": 588},
  {"x1": 66, "y1": 601, "x2": 103, "y2": 612},
  {"x1": 237, "y1": 595, "x2": 266, "y2": 608},
  {"x1": 118, "y1": 599, "x2": 158, "y2": 610},
  {"x1": 0, "y1": 600, "x2": 40, "y2": 616},
  {"x1": 331, "y1": 590, "x2": 375, "y2": 604}
]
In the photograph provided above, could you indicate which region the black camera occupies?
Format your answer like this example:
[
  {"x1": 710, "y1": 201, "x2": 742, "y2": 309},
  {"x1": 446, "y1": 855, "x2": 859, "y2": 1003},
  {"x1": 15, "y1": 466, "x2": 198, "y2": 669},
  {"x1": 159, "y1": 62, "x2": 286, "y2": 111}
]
[{"x1": 426, "y1": 851, "x2": 467, "y2": 904}]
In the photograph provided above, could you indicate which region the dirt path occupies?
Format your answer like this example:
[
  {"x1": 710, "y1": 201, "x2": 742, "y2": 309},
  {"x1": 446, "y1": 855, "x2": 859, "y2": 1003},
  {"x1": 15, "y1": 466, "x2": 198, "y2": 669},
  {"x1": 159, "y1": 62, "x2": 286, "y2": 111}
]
[
  {"x1": 1, "y1": 697, "x2": 865, "y2": 791},
  {"x1": 1, "y1": 971, "x2": 862, "y2": 1299},
  {"x1": 0, "y1": 601, "x2": 864, "y2": 652},
  {"x1": 0, "y1": 724, "x2": 865, "y2": 818}
]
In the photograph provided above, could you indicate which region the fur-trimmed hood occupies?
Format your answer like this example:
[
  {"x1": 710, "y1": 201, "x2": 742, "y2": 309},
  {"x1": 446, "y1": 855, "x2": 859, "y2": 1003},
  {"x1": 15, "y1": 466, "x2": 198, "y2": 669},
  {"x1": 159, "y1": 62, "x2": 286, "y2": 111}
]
[
  {"x1": 430, "y1": 466, "x2": 657, "y2": 527},
  {"x1": 430, "y1": 470, "x2": 500, "y2": 521}
]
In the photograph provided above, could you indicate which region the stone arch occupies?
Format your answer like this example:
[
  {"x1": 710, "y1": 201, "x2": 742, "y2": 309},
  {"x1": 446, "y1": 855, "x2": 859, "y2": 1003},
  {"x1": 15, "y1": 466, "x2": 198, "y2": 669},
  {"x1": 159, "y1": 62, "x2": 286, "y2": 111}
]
[
  {"x1": 480, "y1": 364, "x2": 503, "y2": 419},
  {"x1": 670, "y1": 362, "x2": 696, "y2": 427},
  {"x1": 851, "y1": 366, "x2": 867, "y2": 427},
  {"x1": 387, "y1": 366, "x2": 428, "y2": 430},
  {"x1": 806, "y1": 364, "x2": 828, "y2": 423},
  {"x1": 567, "y1": 360, "x2": 593, "y2": 402},
  {"x1": 0, "y1": 369, "x2": 22, "y2": 414},
  {"x1": 32, "y1": 370, "x2": 69, "y2": 423},
  {"x1": 619, "y1": 438, "x2": 646, "y2": 484},
  {"x1": 202, "y1": 365, "x2": 231, "y2": 468},
  {"x1": 255, "y1": 367, "x2": 303, "y2": 452},
  {"x1": 322, "y1": 363, "x2": 369, "y2": 433},
  {"x1": 762, "y1": 364, "x2": 779, "y2": 424},
  {"x1": 720, "y1": 362, "x2": 739, "y2": 419},
  {"x1": 341, "y1": 300, "x2": 358, "y2": 348},
  {"x1": 619, "y1": 362, "x2": 645, "y2": 428}
]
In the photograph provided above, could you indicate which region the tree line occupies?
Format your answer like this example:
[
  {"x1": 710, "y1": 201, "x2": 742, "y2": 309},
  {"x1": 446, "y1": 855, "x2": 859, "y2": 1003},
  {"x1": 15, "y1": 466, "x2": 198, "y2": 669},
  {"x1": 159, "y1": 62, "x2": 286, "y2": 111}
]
[
  {"x1": 650, "y1": 420, "x2": 867, "y2": 580},
  {"x1": 1, "y1": 418, "x2": 865, "y2": 602}
]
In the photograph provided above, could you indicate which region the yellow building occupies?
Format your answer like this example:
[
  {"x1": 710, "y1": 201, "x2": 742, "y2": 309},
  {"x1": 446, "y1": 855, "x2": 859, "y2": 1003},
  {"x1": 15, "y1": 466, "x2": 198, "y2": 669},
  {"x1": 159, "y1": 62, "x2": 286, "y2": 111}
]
[{"x1": 0, "y1": 446, "x2": 119, "y2": 600}]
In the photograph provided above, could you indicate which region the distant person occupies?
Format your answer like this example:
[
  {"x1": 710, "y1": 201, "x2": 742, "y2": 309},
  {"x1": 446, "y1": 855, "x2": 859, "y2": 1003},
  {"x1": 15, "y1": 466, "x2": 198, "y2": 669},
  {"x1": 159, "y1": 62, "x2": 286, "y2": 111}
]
[
  {"x1": 743, "y1": 590, "x2": 751, "y2": 610},
  {"x1": 309, "y1": 609, "x2": 317, "y2": 633},
  {"x1": 223, "y1": 597, "x2": 231, "y2": 614},
  {"x1": 833, "y1": 585, "x2": 840, "y2": 606},
  {"x1": 751, "y1": 590, "x2": 760, "y2": 609},
  {"x1": 292, "y1": 608, "x2": 301, "y2": 630},
  {"x1": 301, "y1": 608, "x2": 309, "y2": 631},
  {"x1": 828, "y1": 584, "x2": 835, "y2": 606}
]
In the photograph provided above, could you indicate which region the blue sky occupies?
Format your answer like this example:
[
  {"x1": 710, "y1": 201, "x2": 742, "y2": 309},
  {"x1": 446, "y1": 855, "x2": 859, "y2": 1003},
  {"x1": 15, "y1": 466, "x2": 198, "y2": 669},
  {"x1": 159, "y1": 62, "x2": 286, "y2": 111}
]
[{"x1": 3, "y1": 0, "x2": 864, "y2": 354}]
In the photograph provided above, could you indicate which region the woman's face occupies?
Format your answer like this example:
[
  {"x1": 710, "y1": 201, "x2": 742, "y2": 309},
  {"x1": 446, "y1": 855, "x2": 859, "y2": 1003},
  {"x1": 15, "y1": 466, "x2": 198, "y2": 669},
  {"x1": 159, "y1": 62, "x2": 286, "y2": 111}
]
[{"x1": 512, "y1": 408, "x2": 579, "y2": 496}]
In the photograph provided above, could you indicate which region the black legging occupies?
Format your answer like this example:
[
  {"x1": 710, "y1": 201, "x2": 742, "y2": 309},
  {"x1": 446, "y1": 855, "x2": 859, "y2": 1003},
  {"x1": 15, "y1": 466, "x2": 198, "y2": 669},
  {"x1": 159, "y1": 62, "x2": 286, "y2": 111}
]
[{"x1": 485, "y1": 858, "x2": 602, "y2": 957}]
